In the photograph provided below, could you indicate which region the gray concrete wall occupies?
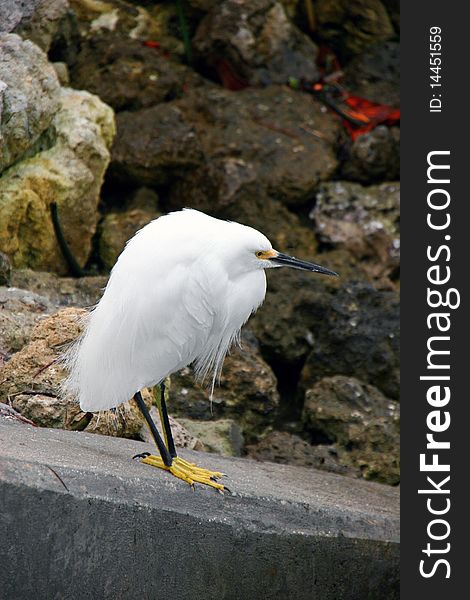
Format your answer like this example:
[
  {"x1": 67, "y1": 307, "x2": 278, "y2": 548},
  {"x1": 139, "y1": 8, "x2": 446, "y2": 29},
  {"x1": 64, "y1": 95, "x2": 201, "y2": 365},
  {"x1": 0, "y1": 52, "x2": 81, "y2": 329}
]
[{"x1": 0, "y1": 421, "x2": 399, "y2": 599}]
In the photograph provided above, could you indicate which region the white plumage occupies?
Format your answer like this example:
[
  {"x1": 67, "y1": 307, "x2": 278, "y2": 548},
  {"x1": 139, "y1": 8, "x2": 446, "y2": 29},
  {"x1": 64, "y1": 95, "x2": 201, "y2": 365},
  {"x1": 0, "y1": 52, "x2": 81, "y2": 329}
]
[
  {"x1": 64, "y1": 209, "x2": 272, "y2": 412},
  {"x1": 64, "y1": 208, "x2": 337, "y2": 413}
]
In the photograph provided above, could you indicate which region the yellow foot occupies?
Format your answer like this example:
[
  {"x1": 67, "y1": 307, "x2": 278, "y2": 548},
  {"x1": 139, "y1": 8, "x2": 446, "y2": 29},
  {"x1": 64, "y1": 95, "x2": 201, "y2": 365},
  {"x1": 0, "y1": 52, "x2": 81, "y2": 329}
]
[{"x1": 138, "y1": 454, "x2": 225, "y2": 491}]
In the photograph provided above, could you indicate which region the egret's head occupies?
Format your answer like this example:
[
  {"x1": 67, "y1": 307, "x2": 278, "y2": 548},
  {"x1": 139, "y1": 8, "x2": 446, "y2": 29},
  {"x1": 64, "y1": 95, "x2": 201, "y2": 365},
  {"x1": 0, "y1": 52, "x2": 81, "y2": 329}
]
[{"x1": 232, "y1": 224, "x2": 338, "y2": 277}]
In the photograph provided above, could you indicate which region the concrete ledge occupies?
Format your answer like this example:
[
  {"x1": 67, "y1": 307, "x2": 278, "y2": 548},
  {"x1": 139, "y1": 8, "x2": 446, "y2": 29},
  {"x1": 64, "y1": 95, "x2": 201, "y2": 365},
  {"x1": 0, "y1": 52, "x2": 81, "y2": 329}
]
[{"x1": 0, "y1": 421, "x2": 399, "y2": 599}]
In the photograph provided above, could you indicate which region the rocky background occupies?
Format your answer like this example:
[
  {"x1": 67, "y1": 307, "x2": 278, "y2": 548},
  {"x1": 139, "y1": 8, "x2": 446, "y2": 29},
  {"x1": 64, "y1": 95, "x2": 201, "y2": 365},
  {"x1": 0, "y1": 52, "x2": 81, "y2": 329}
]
[{"x1": 0, "y1": 0, "x2": 399, "y2": 486}]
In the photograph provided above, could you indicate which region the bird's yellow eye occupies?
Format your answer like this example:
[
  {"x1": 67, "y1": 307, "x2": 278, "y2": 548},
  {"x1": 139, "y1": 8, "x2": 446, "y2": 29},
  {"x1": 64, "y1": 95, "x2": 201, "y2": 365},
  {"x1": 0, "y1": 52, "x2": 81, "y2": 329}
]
[{"x1": 256, "y1": 251, "x2": 264, "y2": 258}]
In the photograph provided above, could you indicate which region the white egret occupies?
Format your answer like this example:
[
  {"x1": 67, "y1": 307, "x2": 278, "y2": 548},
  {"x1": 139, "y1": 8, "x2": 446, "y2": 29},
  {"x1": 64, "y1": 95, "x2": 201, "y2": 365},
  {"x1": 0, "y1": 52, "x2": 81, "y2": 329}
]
[{"x1": 64, "y1": 208, "x2": 337, "y2": 490}]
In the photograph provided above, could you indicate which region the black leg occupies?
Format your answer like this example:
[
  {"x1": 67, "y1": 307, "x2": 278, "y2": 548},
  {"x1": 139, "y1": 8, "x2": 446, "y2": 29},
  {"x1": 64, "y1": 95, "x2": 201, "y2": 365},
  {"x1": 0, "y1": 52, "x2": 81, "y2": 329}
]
[
  {"x1": 159, "y1": 382, "x2": 177, "y2": 458},
  {"x1": 50, "y1": 202, "x2": 86, "y2": 278},
  {"x1": 133, "y1": 391, "x2": 173, "y2": 467}
]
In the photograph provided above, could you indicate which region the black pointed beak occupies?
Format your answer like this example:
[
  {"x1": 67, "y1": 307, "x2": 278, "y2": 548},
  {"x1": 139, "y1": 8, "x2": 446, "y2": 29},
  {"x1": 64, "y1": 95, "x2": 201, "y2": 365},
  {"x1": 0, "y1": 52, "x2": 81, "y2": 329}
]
[{"x1": 269, "y1": 252, "x2": 339, "y2": 277}]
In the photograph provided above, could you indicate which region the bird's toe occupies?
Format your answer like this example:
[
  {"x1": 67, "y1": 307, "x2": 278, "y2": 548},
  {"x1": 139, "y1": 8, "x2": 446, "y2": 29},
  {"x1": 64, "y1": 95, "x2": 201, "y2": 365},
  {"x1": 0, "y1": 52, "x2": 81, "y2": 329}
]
[
  {"x1": 136, "y1": 453, "x2": 225, "y2": 491},
  {"x1": 132, "y1": 452, "x2": 151, "y2": 460}
]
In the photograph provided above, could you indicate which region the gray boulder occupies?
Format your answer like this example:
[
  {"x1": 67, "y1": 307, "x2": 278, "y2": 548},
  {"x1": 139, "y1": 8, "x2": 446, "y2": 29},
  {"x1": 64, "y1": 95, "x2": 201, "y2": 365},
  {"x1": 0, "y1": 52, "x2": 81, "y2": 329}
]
[
  {"x1": 193, "y1": 0, "x2": 320, "y2": 86},
  {"x1": 0, "y1": 0, "x2": 69, "y2": 52},
  {"x1": 0, "y1": 33, "x2": 60, "y2": 173}
]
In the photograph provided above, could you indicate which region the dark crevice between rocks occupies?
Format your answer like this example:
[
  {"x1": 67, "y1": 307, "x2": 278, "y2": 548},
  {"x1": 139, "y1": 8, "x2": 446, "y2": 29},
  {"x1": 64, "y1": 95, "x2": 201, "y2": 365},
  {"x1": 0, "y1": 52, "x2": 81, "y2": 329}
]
[
  {"x1": 191, "y1": 60, "x2": 223, "y2": 87},
  {"x1": 268, "y1": 355, "x2": 337, "y2": 447},
  {"x1": 83, "y1": 219, "x2": 106, "y2": 276},
  {"x1": 305, "y1": 426, "x2": 335, "y2": 446},
  {"x1": 100, "y1": 174, "x2": 138, "y2": 214},
  {"x1": 315, "y1": 240, "x2": 337, "y2": 254},
  {"x1": 69, "y1": 411, "x2": 93, "y2": 431},
  {"x1": 389, "y1": 264, "x2": 400, "y2": 282},
  {"x1": 167, "y1": 5, "x2": 204, "y2": 62},
  {"x1": 267, "y1": 357, "x2": 305, "y2": 428},
  {"x1": 47, "y1": 11, "x2": 81, "y2": 68},
  {"x1": 153, "y1": 183, "x2": 181, "y2": 214}
]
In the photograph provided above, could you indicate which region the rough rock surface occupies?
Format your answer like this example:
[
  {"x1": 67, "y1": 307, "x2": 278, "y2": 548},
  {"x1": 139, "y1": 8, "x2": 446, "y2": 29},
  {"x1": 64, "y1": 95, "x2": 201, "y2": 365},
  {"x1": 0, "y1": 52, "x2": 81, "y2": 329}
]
[
  {"x1": 312, "y1": 181, "x2": 400, "y2": 282},
  {"x1": 169, "y1": 331, "x2": 280, "y2": 443},
  {"x1": 0, "y1": 270, "x2": 106, "y2": 363},
  {"x1": 0, "y1": 308, "x2": 143, "y2": 438},
  {"x1": 52, "y1": 61, "x2": 70, "y2": 86},
  {"x1": 69, "y1": 0, "x2": 184, "y2": 58},
  {"x1": 10, "y1": 269, "x2": 106, "y2": 308},
  {"x1": 188, "y1": 0, "x2": 219, "y2": 10},
  {"x1": 71, "y1": 36, "x2": 207, "y2": 112},
  {"x1": 382, "y1": 0, "x2": 400, "y2": 31},
  {"x1": 0, "y1": 252, "x2": 11, "y2": 286},
  {"x1": 343, "y1": 40, "x2": 400, "y2": 107},
  {"x1": 246, "y1": 430, "x2": 361, "y2": 477},
  {"x1": 193, "y1": 0, "x2": 320, "y2": 86},
  {"x1": 250, "y1": 269, "x2": 336, "y2": 368},
  {"x1": 315, "y1": 0, "x2": 394, "y2": 60},
  {"x1": 0, "y1": 286, "x2": 57, "y2": 360},
  {"x1": 110, "y1": 103, "x2": 204, "y2": 186},
  {"x1": 168, "y1": 85, "x2": 340, "y2": 211},
  {"x1": 111, "y1": 85, "x2": 339, "y2": 209},
  {"x1": 303, "y1": 376, "x2": 400, "y2": 484},
  {"x1": 339, "y1": 126, "x2": 400, "y2": 184},
  {"x1": 139, "y1": 408, "x2": 205, "y2": 452},
  {"x1": 0, "y1": 401, "x2": 36, "y2": 425},
  {"x1": 0, "y1": 33, "x2": 60, "y2": 173},
  {"x1": 0, "y1": 0, "x2": 70, "y2": 52},
  {"x1": 0, "y1": 87, "x2": 115, "y2": 272},
  {"x1": 0, "y1": 307, "x2": 85, "y2": 427},
  {"x1": 177, "y1": 417, "x2": 244, "y2": 457},
  {"x1": 301, "y1": 281, "x2": 400, "y2": 400}
]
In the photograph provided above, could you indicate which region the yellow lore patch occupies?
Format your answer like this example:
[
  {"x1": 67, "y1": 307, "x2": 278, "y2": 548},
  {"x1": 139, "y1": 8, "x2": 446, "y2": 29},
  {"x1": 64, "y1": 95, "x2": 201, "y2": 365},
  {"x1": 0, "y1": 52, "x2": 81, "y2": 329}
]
[{"x1": 256, "y1": 249, "x2": 277, "y2": 260}]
